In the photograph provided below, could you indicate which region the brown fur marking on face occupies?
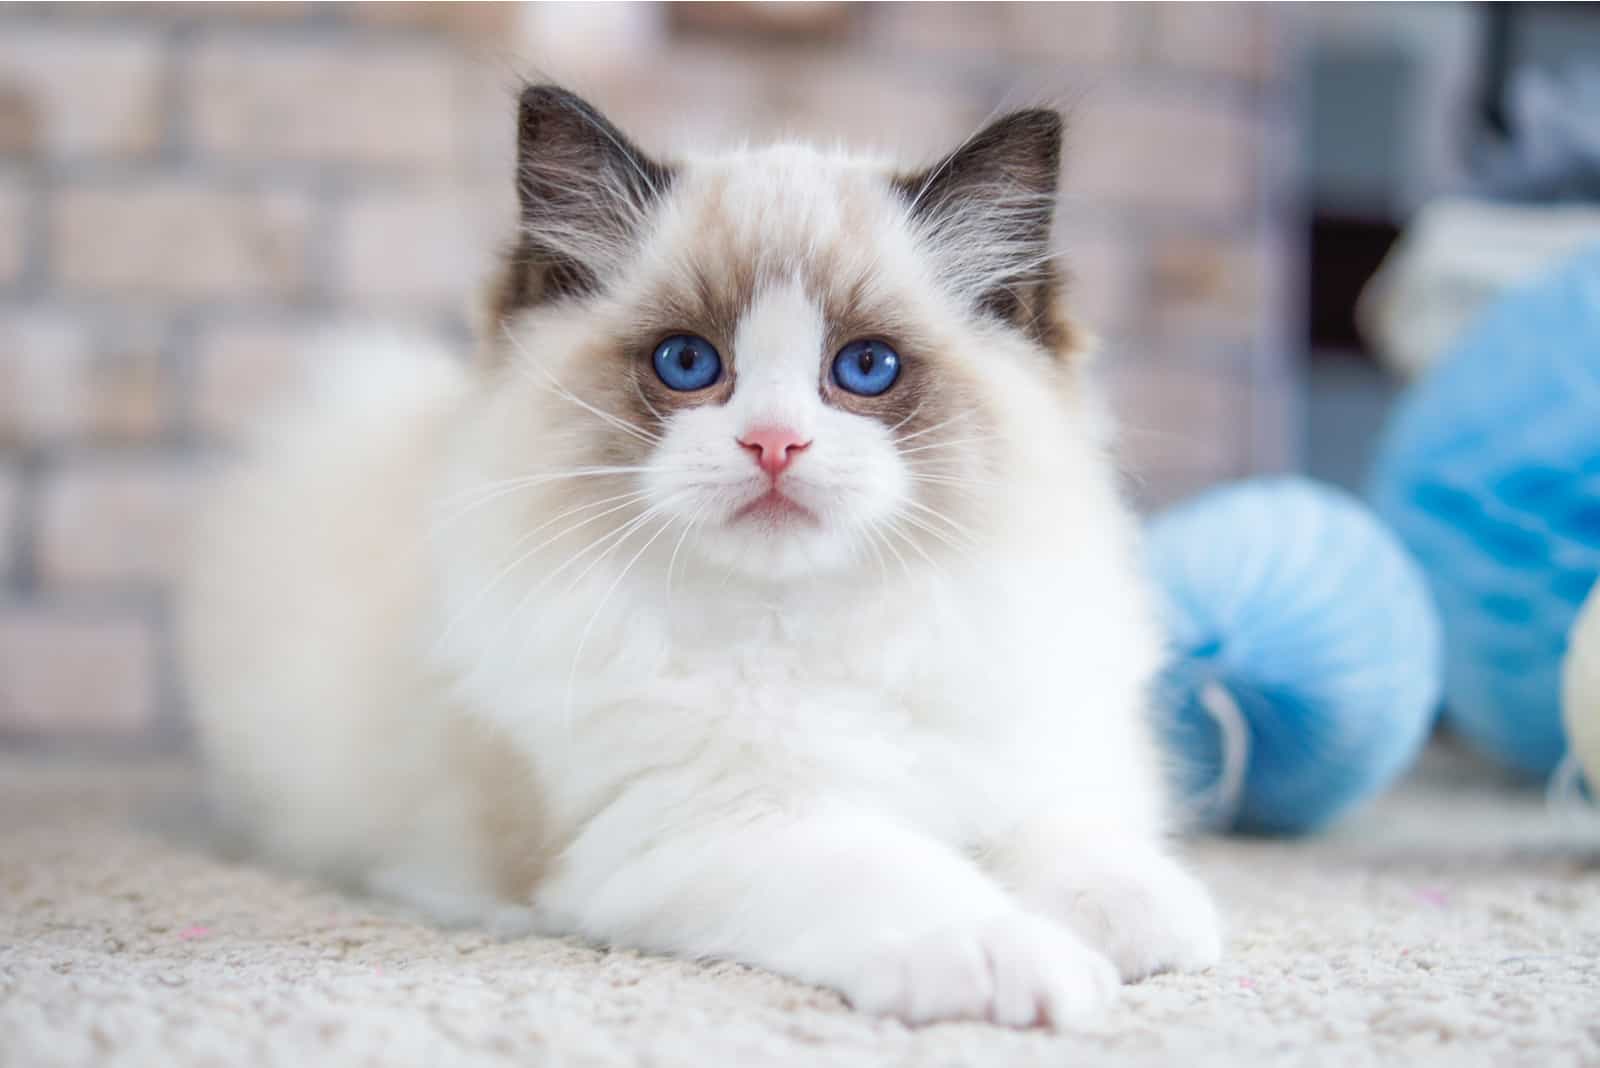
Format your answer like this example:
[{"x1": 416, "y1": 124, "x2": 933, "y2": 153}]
[
  {"x1": 995, "y1": 263, "x2": 1074, "y2": 356},
  {"x1": 804, "y1": 261, "x2": 1000, "y2": 538},
  {"x1": 881, "y1": 342, "x2": 998, "y2": 550},
  {"x1": 626, "y1": 338, "x2": 737, "y2": 437}
]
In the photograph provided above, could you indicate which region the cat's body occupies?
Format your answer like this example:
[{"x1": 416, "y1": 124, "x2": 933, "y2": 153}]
[{"x1": 181, "y1": 88, "x2": 1220, "y2": 1029}]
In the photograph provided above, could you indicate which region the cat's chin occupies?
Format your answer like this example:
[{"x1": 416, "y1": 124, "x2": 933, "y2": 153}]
[{"x1": 687, "y1": 515, "x2": 877, "y2": 585}]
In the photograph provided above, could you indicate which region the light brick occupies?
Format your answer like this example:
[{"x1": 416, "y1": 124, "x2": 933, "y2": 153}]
[
  {"x1": 191, "y1": 322, "x2": 319, "y2": 440},
  {"x1": 0, "y1": 174, "x2": 26, "y2": 285},
  {"x1": 0, "y1": 313, "x2": 169, "y2": 444},
  {"x1": 334, "y1": 186, "x2": 502, "y2": 309},
  {"x1": 0, "y1": 612, "x2": 157, "y2": 736},
  {"x1": 1057, "y1": 221, "x2": 1139, "y2": 335},
  {"x1": 183, "y1": 2, "x2": 313, "y2": 19},
  {"x1": 1100, "y1": 360, "x2": 1247, "y2": 479},
  {"x1": 565, "y1": 55, "x2": 767, "y2": 154},
  {"x1": 668, "y1": 2, "x2": 854, "y2": 38},
  {"x1": 346, "y1": 2, "x2": 521, "y2": 40},
  {"x1": 51, "y1": 180, "x2": 312, "y2": 299},
  {"x1": 1149, "y1": 4, "x2": 1275, "y2": 84},
  {"x1": 0, "y1": 28, "x2": 164, "y2": 159},
  {"x1": 1148, "y1": 235, "x2": 1263, "y2": 344},
  {"x1": 186, "y1": 39, "x2": 458, "y2": 169},
  {"x1": 864, "y1": 3, "x2": 1124, "y2": 65},
  {"x1": 0, "y1": 82, "x2": 32, "y2": 155},
  {"x1": 520, "y1": 5, "x2": 673, "y2": 96},
  {"x1": 36, "y1": 463, "x2": 203, "y2": 589},
  {"x1": 451, "y1": 62, "x2": 518, "y2": 181},
  {"x1": 1003, "y1": 3, "x2": 1126, "y2": 63},
  {"x1": 46, "y1": 3, "x2": 313, "y2": 20},
  {"x1": 571, "y1": 49, "x2": 985, "y2": 168},
  {"x1": 0, "y1": 465, "x2": 19, "y2": 577},
  {"x1": 755, "y1": 61, "x2": 990, "y2": 161},
  {"x1": 1066, "y1": 92, "x2": 1256, "y2": 218}
]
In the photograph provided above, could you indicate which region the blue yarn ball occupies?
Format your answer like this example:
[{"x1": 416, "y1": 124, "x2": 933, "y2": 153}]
[
  {"x1": 1147, "y1": 478, "x2": 1443, "y2": 835},
  {"x1": 1370, "y1": 246, "x2": 1600, "y2": 779}
]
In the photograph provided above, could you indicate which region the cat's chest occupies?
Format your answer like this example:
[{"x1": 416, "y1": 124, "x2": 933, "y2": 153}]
[
  {"x1": 636, "y1": 634, "x2": 1035, "y2": 823},
  {"x1": 540, "y1": 583, "x2": 1087, "y2": 833},
  {"x1": 642, "y1": 596, "x2": 1037, "y2": 764},
  {"x1": 661, "y1": 594, "x2": 984, "y2": 712}
]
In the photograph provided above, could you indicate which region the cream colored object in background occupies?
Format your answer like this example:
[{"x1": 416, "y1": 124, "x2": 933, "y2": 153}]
[
  {"x1": 1564, "y1": 583, "x2": 1600, "y2": 793},
  {"x1": 1358, "y1": 199, "x2": 1600, "y2": 379}
]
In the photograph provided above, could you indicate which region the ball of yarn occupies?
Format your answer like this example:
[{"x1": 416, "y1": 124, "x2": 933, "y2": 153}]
[
  {"x1": 1564, "y1": 582, "x2": 1600, "y2": 794},
  {"x1": 1370, "y1": 246, "x2": 1600, "y2": 778},
  {"x1": 1146, "y1": 478, "x2": 1442, "y2": 835}
]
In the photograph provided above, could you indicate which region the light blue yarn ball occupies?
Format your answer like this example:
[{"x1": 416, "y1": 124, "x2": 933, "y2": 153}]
[
  {"x1": 1370, "y1": 246, "x2": 1600, "y2": 779},
  {"x1": 1147, "y1": 478, "x2": 1443, "y2": 835}
]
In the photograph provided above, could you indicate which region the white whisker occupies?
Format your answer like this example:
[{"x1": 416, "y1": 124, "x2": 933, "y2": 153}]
[
  {"x1": 896, "y1": 436, "x2": 1000, "y2": 457},
  {"x1": 893, "y1": 410, "x2": 975, "y2": 447},
  {"x1": 502, "y1": 324, "x2": 661, "y2": 447},
  {"x1": 432, "y1": 490, "x2": 655, "y2": 650},
  {"x1": 895, "y1": 509, "x2": 972, "y2": 558},
  {"x1": 564, "y1": 509, "x2": 682, "y2": 717},
  {"x1": 900, "y1": 498, "x2": 981, "y2": 547},
  {"x1": 665, "y1": 498, "x2": 710, "y2": 618},
  {"x1": 869, "y1": 521, "x2": 913, "y2": 582},
  {"x1": 561, "y1": 502, "x2": 672, "y2": 595},
  {"x1": 908, "y1": 476, "x2": 986, "y2": 496},
  {"x1": 629, "y1": 365, "x2": 671, "y2": 428},
  {"x1": 885, "y1": 396, "x2": 928, "y2": 436},
  {"x1": 885, "y1": 518, "x2": 949, "y2": 582},
  {"x1": 854, "y1": 517, "x2": 891, "y2": 589},
  {"x1": 492, "y1": 497, "x2": 682, "y2": 654},
  {"x1": 429, "y1": 467, "x2": 663, "y2": 538}
]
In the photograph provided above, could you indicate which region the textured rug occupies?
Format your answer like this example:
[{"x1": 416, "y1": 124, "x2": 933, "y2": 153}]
[{"x1": 2, "y1": 742, "x2": 1597, "y2": 1068}]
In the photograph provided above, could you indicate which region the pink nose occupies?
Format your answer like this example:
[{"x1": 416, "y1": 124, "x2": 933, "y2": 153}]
[{"x1": 738, "y1": 426, "x2": 811, "y2": 477}]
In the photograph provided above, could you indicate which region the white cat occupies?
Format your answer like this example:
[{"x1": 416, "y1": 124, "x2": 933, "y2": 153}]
[{"x1": 180, "y1": 86, "x2": 1221, "y2": 1030}]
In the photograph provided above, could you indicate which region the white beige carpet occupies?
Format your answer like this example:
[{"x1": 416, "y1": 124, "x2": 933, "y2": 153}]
[{"x1": 2, "y1": 742, "x2": 1597, "y2": 1068}]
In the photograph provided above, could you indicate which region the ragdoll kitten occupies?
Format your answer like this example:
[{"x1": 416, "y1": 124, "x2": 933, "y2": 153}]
[{"x1": 180, "y1": 85, "x2": 1221, "y2": 1029}]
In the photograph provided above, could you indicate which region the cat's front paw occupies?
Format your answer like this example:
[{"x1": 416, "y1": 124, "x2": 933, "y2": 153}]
[
  {"x1": 1033, "y1": 851, "x2": 1221, "y2": 982},
  {"x1": 844, "y1": 911, "x2": 1118, "y2": 1030}
]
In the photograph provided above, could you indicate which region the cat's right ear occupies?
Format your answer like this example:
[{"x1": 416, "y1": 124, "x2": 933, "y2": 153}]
[
  {"x1": 493, "y1": 86, "x2": 674, "y2": 319},
  {"x1": 894, "y1": 109, "x2": 1066, "y2": 349}
]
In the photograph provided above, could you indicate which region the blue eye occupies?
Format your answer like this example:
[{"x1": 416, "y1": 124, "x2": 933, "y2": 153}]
[
  {"x1": 652, "y1": 334, "x2": 722, "y2": 391},
  {"x1": 832, "y1": 339, "x2": 901, "y2": 397}
]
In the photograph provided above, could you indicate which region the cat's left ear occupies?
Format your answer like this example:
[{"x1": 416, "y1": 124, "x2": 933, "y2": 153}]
[
  {"x1": 895, "y1": 109, "x2": 1065, "y2": 348},
  {"x1": 488, "y1": 85, "x2": 675, "y2": 326}
]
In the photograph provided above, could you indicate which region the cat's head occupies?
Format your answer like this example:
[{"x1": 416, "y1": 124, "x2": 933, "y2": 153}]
[{"x1": 480, "y1": 86, "x2": 1096, "y2": 583}]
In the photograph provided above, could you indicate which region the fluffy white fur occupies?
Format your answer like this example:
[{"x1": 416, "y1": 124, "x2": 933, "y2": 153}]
[{"x1": 180, "y1": 90, "x2": 1221, "y2": 1031}]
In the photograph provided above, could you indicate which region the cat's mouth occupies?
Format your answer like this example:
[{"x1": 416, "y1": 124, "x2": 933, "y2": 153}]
[{"x1": 731, "y1": 488, "x2": 818, "y2": 528}]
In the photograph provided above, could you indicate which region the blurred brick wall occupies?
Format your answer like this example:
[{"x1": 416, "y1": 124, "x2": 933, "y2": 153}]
[{"x1": 0, "y1": 2, "x2": 1301, "y2": 748}]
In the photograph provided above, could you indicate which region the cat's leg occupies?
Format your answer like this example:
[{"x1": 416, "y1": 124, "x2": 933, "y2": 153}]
[
  {"x1": 986, "y1": 817, "x2": 1222, "y2": 982},
  {"x1": 535, "y1": 794, "x2": 1118, "y2": 1029}
]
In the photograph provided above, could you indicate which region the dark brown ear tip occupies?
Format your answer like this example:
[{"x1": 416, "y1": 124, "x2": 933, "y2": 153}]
[
  {"x1": 516, "y1": 84, "x2": 602, "y2": 138},
  {"x1": 1005, "y1": 108, "x2": 1064, "y2": 134},
  {"x1": 518, "y1": 83, "x2": 581, "y2": 113},
  {"x1": 517, "y1": 84, "x2": 562, "y2": 139},
  {"x1": 992, "y1": 108, "x2": 1063, "y2": 153}
]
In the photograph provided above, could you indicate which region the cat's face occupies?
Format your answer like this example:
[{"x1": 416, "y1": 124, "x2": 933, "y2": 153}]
[{"x1": 484, "y1": 88, "x2": 1084, "y2": 583}]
